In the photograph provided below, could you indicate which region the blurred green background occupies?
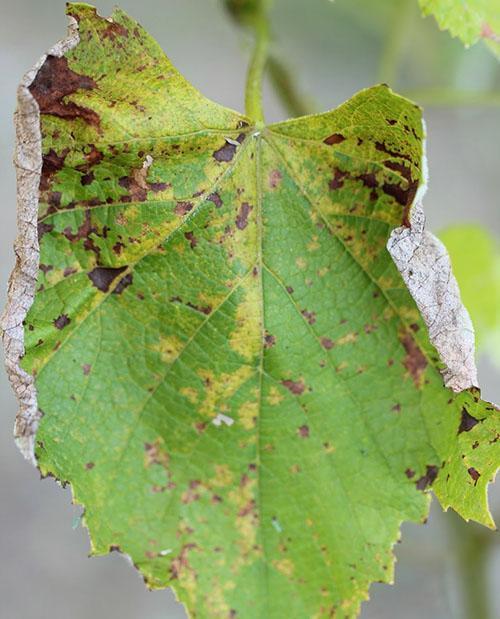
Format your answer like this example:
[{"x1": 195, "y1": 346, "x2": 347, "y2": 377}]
[{"x1": 0, "y1": 1, "x2": 498, "y2": 617}]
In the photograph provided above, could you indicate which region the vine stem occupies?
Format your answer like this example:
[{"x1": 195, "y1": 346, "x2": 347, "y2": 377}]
[
  {"x1": 244, "y1": 3, "x2": 270, "y2": 125},
  {"x1": 448, "y1": 514, "x2": 493, "y2": 619}
]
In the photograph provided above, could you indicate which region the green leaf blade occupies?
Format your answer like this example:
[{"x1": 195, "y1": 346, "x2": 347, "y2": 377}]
[{"x1": 8, "y1": 4, "x2": 499, "y2": 618}]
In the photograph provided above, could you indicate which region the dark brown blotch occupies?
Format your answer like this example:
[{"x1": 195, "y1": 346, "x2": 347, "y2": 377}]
[
  {"x1": 468, "y1": 467, "x2": 480, "y2": 484},
  {"x1": 416, "y1": 465, "x2": 439, "y2": 490},
  {"x1": 323, "y1": 133, "x2": 345, "y2": 145},
  {"x1": 29, "y1": 55, "x2": 100, "y2": 128},
  {"x1": 235, "y1": 202, "x2": 252, "y2": 230},
  {"x1": 40, "y1": 148, "x2": 69, "y2": 191},
  {"x1": 320, "y1": 337, "x2": 334, "y2": 350},
  {"x1": 183, "y1": 231, "x2": 198, "y2": 249},
  {"x1": 53, "y1": 314, "x2": 70, "y2": 330},
  {"x1": 37, "y1": 222, "x2": 54, "y2": 240},
  {"x1": 281, "y1": 379, "x2": 305, "y2": 395},
  {"x1": 113, "y1": 273, "x2": 133, "y2": 295},
  {"x1": 207, "y1": 192, "x2": 223, "y2": 208},
  {"x1": 458, "y1": 408, "x2": 482, "y2": 434},
  {"x1": 264, "y1": 333, "x2": 276, "y2": 348},
  {"x1": 400, "y1": 332, "x2": 427, "y2": 387},
  {"x1": 213, "y1": 141, "x2": 237, "y2": 162},
  {"x1": 88, "y1": 266, "x2": 127, "y2": 292},
  {"x1": 298, "y1": 425, "x2": 310, "y2": 438}
]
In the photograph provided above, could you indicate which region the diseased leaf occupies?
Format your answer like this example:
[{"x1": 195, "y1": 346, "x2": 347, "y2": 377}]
[
  {"x1": 440, "y1": 225, "x2": 500, "y2": 368},
  {"x1": 419, "y1": 0, "x2": 500, "y2": 59},
  {"x1": 3, "y1": 4, "x2": 500, "y2": 618}
]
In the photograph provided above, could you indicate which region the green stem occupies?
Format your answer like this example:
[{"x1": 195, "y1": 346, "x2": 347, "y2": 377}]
[
  {"x1": 448, "y1": 514, "x2": 493, "y2": 619},
  {"x1": 378, "y1": 0, "x2": 416, "y2": 86},
  {"x1": 267, "y1": 56, "x2": 315, "y2": 118},
  {"x1": 244, "y1": 5, "x2": 270, "y2": 124}
]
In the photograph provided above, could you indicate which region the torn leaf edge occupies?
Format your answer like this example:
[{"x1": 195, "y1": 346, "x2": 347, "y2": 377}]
[
  {"x1": 387, "y1": 120, "x2": 479, "y2": 393},
  {"x1": 1, "y1": 16, "x2": 80, "y2": 464}
]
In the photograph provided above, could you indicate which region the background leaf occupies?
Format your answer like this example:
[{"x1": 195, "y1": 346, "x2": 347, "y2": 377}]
[
  {"x1": 440, "y1": 225, "x2": 500, "y2": 368},
  {"x1": 419, "y1": 0, "x2": 500, "y2": 59}
]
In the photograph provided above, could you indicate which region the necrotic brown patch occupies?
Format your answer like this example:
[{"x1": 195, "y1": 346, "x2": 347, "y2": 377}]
[
  {"x1": 323, "y1": 133, "x2": 345, "y2": 145},
  {"x1": 458, "y1": 408, "x2": 482, "y2": 434},
  {"x1": 29, "y1": 55, "x2": 100, "y2": 128},
  {"x1": 281, "y1": 379, "x2": 305, "y2": 395},
  {"x1": 400, "y1": 333, "x2": 427, "y2": 387},
  {"x1": 88, "y1": 266, "x2": 128, "y2": 292},
  {"x1": 213, "y1": 142, "x2": 237, "y2": 162},
  {"x1": 53, "y1": 314, "x2": 70, "y2": 330},
  {"x1": 236, "y1": 203, "x2": 252, "y2": 230},
  {"x1": 415, "y1": 465, "x2": 439, "y2": 490},
  {"x1": 40, "y1": 148, "x2": 69, "y2": 191}
]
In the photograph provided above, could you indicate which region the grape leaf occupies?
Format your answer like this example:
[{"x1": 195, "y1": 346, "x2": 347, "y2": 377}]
[
  {"x1": 419, "y1": 0, "x2": 500, "y2": 59},
  {"x1": 440, "y1": 226, "x2": 500, "y2": 368},
  {"x1": 3, "y1": 4, "x2": 499, "y2": 618}
]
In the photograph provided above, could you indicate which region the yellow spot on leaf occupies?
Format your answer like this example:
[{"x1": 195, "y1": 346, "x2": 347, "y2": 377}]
[
  {"x1": 229, "y1": 281, "x2": 261, "y2": 361},
  {"x1": 238, "y1": 400, "x2": 258, "y2": 429},
  {"x1": 154, "y1": 335, "x2": 184, "y2": 364},
  {"x1": 273, "y1": 558, "x2": 295, "y2": 578},
  {"x1": 266, "y1": 386, "x2": 284, "y2": 406}
]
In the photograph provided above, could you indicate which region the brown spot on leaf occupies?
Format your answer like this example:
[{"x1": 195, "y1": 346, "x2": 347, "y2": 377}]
[
  {"x1": 207, "y1": 192, "x2": 222, "y2": 208},
  {"x1": 170, "y1": 543, "x2": 198, "y2": 580},
  {"x1": 85, "y1": 462, "x2": 95, "y2": 470},
  {"x1": 29, "y1": 55, "x2": 100, "y2": 128},
  {"x1": 375, "y1": 141, "x2": 412, "y2": 162},
  {"x1": 329, "y1": 168, "x2": 348, "y2": 190},
  {"x1": 281, "y1": 379, "x2": 305, "y2": 395},
  {"x1": 184, "y1": 231, "x2": 198, "y2": 249},
  {"x1": 298, "y1": 425, "x2": 310, "y2": 438},
  {"x1": 238, "y1": 499, "x2": 256, "y2": 517},
  {"x1": 301, "y1": 309, "x2": 316, "y2": 325},
  {"x1": 53, "y1": 314, "x2": 70, "y2": 330},
  {"x1": 102, "y1": 20, "x2": 129, "y2": 40},
  {"x1": 213, "y1": 141, "x2": 237, "y2": 162},
  {"x1": 468, "y1": 467, "x2": 480, "y2": 484},
  {"x1": 37, "y1": 222, "x2": 54, "y2": 240},
  {"x1": 88, "y1": 266, "x2": 127, "y2": 292},
  {"x1": 416, "y1": 465, "x2": 439, "y2": 490},
  {"x1": 119, "y1": 164, "x2": 150, "y2": 202},
  {"x1": 148, "y1": 181, "x2": 169, "y2": 192},
  {"x1": 405, "y1": 468, "x2": 415, "y2": 479},
  {"x1": 458, "y1": 408, "x2": 482, "y2": 434},
  {"x1": 323, "y1": 133, "x2": 345, "y2": 145},
  {"x1": 82, "y1": 364, "x2": 92, "y2": 376},
  {"x1": 80, "y1": 171, "x2": 94, "y2": 186},
  {"x1": 269, "y1": 169, "x2": 282, "y2": 188},
  {"x1": 113, "y1": 273, "x2": 133, "y2": 295},
  {"x1": 320, "y1": 337, "x2": 334, "y2": 350},
  {"x1": 357, "y1": 172, "x2": 377, "y2": 188},
  {"x1": 382, "y1": 180, "x2": 418, "y2": 211},
  {"x1": 112, "y1": 241, "x2": 125, "y2": 255},
  {"x1": 175, "y1": 201, "x2": 193, "y2": 216},
  {"x1": 40, "y1": 148, "x2": 69, "y2": 191},
  {"x1": 63, "y1": 267, "x2": 77, "y2": 277},
  {"x1": 264, "y1": 333, "x2": 276, "y2": 348},
  {"x1": 83, "y1": 145, "x2": 104, "y2": 168},
  {"x1": 63, "y1": 210, "x2": 97, "y2": 247},
  {"x1": 400, "y1": 333, "x2": 427, "y2": 387},
  {"x1": 236, "y1": 202, "x2": 252, "y2": 230}
]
